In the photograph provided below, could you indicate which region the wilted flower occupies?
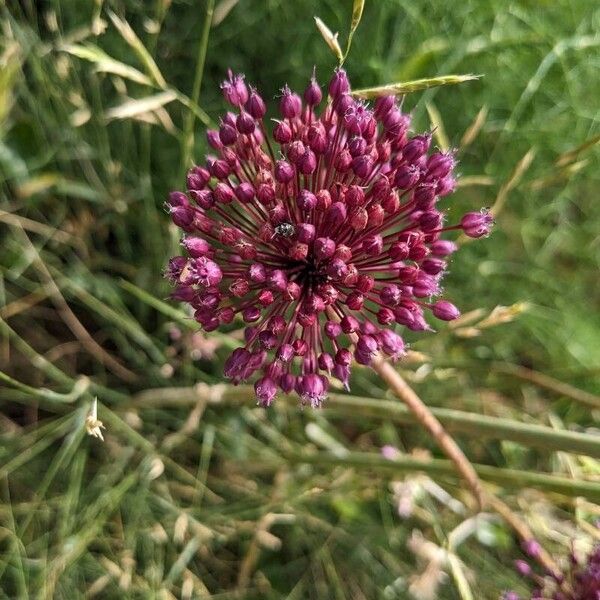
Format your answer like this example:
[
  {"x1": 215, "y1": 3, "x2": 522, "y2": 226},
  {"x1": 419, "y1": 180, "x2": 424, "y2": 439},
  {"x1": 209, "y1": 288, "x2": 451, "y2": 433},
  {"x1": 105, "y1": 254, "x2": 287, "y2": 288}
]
[
  {"x1": 502, "y1": 542, "x2": 600, "y2": 599},
  {"x1": 165, "y1": 68, "x2": 492, "y2": 407},
  {"x1": 85, "y1": 398, "x2": 105, "y2": 441}
]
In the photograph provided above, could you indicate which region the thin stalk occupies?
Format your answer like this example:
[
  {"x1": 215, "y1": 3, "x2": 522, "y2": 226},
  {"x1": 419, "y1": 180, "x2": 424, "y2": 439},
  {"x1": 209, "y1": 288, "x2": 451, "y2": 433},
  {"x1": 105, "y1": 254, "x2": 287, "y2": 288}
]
[
  {"x1": 180, "y1": 0, "x2": 215, "y2": 176},
  {"x1": 369, "y1": 357, "x2": 483, "y2": 508},
  {"x1": 281, "y1": 450, "x2": 600, "y2": 502},
  {"x1": 131, "y1": 384, "x2": 600, "y2": 458}
]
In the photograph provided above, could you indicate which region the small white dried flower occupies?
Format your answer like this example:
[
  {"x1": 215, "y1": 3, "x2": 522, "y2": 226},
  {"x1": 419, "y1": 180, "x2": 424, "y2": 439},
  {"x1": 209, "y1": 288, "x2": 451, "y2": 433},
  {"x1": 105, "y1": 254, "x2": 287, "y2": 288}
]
[{"x1": 85, "y1": 398, "x2": 105, "y2": 441}]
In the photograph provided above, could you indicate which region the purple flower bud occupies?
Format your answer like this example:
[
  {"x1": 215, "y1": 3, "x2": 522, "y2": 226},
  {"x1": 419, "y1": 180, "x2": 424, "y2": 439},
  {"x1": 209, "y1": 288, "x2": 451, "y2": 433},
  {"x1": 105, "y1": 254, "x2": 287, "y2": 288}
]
[
  {"x1": 219, "y1": 123, "x2": 238, "y2": 145},
  {"x1": 297, "y1": 373, "x2": 327, "y2": 408},
  {"x1": 514, "y1": 560, "x2": 532, "y2": 577},
  {"x1": 325, "y1": 321, "x2": 342, "y2": 339},
  {"x1": 355, "y1": 334, "x2": 379, "y2": 365},
  {"x1": 323, "y1": 202, "x2": 347, "y2": 229},
  {"x1": 190, "y1": 257, "x2": 222, "y2": 287},
  {"x1": 255, "y1": 376, "x2": 277, "y2": 407},
  {"x1": 374, "y1": 95, "x2": 395, "y2": 119},
  {"x1": 314, "y1": 237, "x2": 336, "y2": 260},
  {"x1": 522, "y1": 539, "x2": 542, "y2": 559},
  {"x1": 234, "y1": 182, "x2": 255, "y2": 203},
  {"x1": 380, "y1": 284, "x2": 402, "y2": 306},
  {"x1": 296, "y1": 223, "x2": 315, "y2": 243},
  {"x1": 327, "y1": 257, "x2": 348, "y2": 280},
  {"x1": 206, "y1": 129, "x2": 223, "y2": 149},
  {"x1": 224, "y1": 348, "x2": 251, "y2": 379},
  {"x1": 275, "y1": 160, "x2": 294, "y2": 183},
  {"x1": 362, "y1": 234, "x2": 383, "y2": 257},
  {"x1": 186, "y1": 167, "x2": 210, "y2": 191},
  {"x1": 221, "y1": 70, "x2": 248, "y2": 106},
  {"x1": 348, "y1": 136, "x2": 367, "y2": 157},
  {"x1": 236, "y1": 112, "x2": 255, "y2": 135},
  {"x1": 379, "y1": 330, "x2": 405, "y2": 360},
  {"x1": 394, "y1": 164, "x2": 421, "y2": 189},
  {"x1": 304, "y1": 75, "x2": 322, "y2": 106},
  {"x1": 273, "y1": 120, "x2": 293, "y2": 143},
  {"x1": 182, "y1": 236, "x2": 211, "y2": 258},
  {"x1": 352, "y1": 154, "x2": 374, "y2": 178},
  {"x1": 297, "y1": 189, "x2": 317, "y2": 211},
  {"x1": 242, "y1": 306, "x2": 261, "y2": 322},
  {"x1": 426, "y1": 151, "x2": 455, "y2": 180},
  {"x1": 402, "y1": 134, "x2": 431, "y2": 163},
  {"x1": 340, "y1": 315, "x2": 359, "y2": 334},
  {"x1": 280, "y1": 85, "x2": 302, "y2": 119},
  {"x1": 432, "y1": 300, "x2": 460, "y2": 321},
  {"x1": 299, "y1": 149, "x2": 317, "y2": 174},
  {"x1": 246, "y1": 87, "x2": 266, "y2": 118},
  {"x1": 318, "y1": 352, "x2": 334, "y2": 372},
  {"x1": 461, "y1": 209, "x2": 494, "y2": 238},
  {"x1": 431, "y1": 240, "x2": 457, "y2": 256},
  {"x1": 335, "y1": 348, "x2": 352, "y2": 366},
  {"x1": 276, "y1": 343, "x2": 294, "y2": 362},
  {"x1": 328, "y1": 68, "x2": 350, "y2": 99}
]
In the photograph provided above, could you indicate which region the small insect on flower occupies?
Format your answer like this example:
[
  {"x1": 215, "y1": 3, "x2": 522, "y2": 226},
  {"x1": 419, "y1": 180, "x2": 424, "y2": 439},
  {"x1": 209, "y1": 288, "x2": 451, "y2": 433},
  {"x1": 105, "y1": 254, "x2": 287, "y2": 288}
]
[{"x1": 273, "y1": 222, "x2": 296, "y2": 238}]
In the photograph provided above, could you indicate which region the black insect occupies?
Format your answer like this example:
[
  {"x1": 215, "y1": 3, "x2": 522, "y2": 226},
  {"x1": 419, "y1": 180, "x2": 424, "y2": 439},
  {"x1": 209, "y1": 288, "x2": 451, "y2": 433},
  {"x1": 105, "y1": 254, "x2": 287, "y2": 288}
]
[{"x1": 273, "y1": 223, "x2": 295, "y2": 238}]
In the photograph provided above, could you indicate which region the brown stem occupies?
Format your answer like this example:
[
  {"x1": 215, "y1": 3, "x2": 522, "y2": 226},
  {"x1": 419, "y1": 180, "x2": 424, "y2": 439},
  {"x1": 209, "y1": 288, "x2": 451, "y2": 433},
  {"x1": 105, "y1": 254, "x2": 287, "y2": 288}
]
[{"x1": 371, "y1": 356, "x2": 484, "y2": 510}]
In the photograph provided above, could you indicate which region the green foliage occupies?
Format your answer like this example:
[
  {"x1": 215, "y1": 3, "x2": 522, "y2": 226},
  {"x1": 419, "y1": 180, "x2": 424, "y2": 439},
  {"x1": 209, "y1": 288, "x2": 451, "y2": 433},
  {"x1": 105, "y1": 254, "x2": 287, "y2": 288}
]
[{"x1": 1, "y1": 0, "x2": 599, "y2": 598}]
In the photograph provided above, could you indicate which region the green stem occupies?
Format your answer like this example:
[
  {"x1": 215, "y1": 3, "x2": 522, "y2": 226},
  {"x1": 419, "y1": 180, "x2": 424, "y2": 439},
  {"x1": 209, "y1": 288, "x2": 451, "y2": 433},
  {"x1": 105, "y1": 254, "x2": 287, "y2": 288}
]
[
  {"x1": 282, "y1": 451, "x2": 600, "y2": 502},
  {"x1": 180, "y1": 0, "x2": 215, "y2": 176},
  {"x1": 132, "y1": 385, "x2": 600, "y2": 459}
]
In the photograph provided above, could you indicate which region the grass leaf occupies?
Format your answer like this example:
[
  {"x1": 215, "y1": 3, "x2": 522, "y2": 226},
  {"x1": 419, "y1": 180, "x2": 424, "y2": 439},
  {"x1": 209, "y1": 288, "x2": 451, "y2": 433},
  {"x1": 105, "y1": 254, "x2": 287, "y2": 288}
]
[
  {"x1": 314, "y1": 17, "x2": 343, "y2": 64},
  {"x1": 105, "y1": 90, "x2": 177, "y2": 121},
  {"x1": 352, "y1": 74, "x2": 481, "y2": 98}
]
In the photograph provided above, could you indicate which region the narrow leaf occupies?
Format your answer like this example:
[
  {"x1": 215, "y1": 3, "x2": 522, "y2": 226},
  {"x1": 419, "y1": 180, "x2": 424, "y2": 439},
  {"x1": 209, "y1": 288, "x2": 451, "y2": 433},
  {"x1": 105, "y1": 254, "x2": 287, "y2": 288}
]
[
  {"x1": 107, "y1": 10, "x2": 167, "y2": 88},
  {"x1": 212, "y1": 0, "x2": 239, "y2": 26},
  {"x1": 62, "y1": 43, "x2": 152, "y2": 86},
  {"x1": 352, "y1": 74, "x2": 481, "y2": 98},
  {"x1": 105, "y1": 90, "x2": 177, "y2": 120},
  {"x1": 344, "y1": 0, "x2": 365, "y2": 60},
  {"x1": 314, "y1": 16, "x2": 343, "y2": 63}
]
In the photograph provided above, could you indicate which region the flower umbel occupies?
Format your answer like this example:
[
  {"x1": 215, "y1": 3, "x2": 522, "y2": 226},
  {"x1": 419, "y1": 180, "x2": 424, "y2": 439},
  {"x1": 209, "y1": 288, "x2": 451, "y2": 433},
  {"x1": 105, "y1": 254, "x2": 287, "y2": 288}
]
[{"x1": 166, "y1": 68, "x2": 492, "y2": 407}]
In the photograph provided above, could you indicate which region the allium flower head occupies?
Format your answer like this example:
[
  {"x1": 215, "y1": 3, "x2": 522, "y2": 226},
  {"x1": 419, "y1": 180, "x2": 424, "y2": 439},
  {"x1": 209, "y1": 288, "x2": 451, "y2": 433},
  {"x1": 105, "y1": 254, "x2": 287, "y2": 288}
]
[{"x1": 165, "y1": 68, "x2": 492, "y2": 407}]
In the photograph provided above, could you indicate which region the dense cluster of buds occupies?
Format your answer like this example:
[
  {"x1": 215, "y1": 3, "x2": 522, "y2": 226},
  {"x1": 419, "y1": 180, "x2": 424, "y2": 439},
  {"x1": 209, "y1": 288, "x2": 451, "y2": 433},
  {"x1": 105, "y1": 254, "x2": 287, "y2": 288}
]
[
  {"x1": 503, "y1": 541, "x2": 600, "y2": 599},
  {"x1": 165, "y1": 68, "x2": 493, "y2": 407}
]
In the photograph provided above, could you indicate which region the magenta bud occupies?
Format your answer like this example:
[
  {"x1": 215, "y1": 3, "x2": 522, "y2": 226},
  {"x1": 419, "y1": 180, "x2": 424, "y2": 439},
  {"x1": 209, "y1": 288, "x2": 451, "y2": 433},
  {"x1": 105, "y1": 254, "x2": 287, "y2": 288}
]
[
  {"x1": 273, "y1": 120, "x2": 293, "y2": 144},
  {"x1": 206, "y1": 129, "x2": 223, "y2": 149},
  {"x1": 191, "y1": 257, "x2": 223, "y2": 287},
  {"x1": 219, "y1": 123, "x2": 238, "y2": 145},
  {"x1": 248, "y1": 263, "x2": 267, "y2": 283},
  {"x1": 461, "y1": 209, "x2": 494, "y2": 238},
  {"x1": 296, "y1": 223, "x2": 315, "y2": 243},
  {"x1": 362, "y1": 234, "x2": 383, "y2": 257},
  {"x1": 325, "y1": 321, "x2": 342, "y2": 339},
  {"x1": 258, "y1": 330, "x2": 278, "y2": 350},
  {"x1": 394, "y1": 164, "x2": 421, "y2": 189},
  {"x1": 323, "y1": 202, "x2": 347, "y2": 229},
  {"x1": 402, "y1": 134, "x2": 431, "y2": 163},
  {"x1": 432, "y1": 300, "x2": 460, "y2": 321},
  {"x1": 221, "y1": 71, "x2": 248, "y2": 106},
  {"x1": 299, "y1": 149, "x2": 317, "y2": 174},
  {"x1": 348, "y1": 136, "x2": 367, "y2": 157},
  {"x1": 234, "y1": 181, "x2": 255, "y2": 203},
  {"x1": 304, "y1": 76, "x2": 322, "y2": 106},
  {"x1": 427, "y1": 151, "x2": 455, "y2": 180},
  {"x1": 328, "y1": 68, "x2": 350, "y2": 99},
  {"x1": 431, "y1": 240, "x2": 457, "y2": 256},
  {"x1": 186, "y1": 167, "x2": 210, "y2": 191},
  {"x1": 279, "y1": 85, "x2": 302, "y2": 119},
  {"x1": 379, "y1": 330, "x2": 405, "y2": 360},
  {"x1": 182, "y1": 236, "x2": 211, "y2": 258},
  {"x1": 334, "y1": 148, "x2": 352, "y2": 172},
  {"x1": 297, "y1": 189, "x2": 317, "y2": 211},
  {"x1": 297, "y1": 373, "x2": 328, "y2": 408},
  {"x1": 327, "y1": 258, "x2": 348, "y2": 280},
  {"x1": 318, "y1": 352, "x2": 334, "y2": 373},
  {"x1": 346, "y1": 292, "x2": 364, "y2": 310},
  {"x1": 335, "y1": 348, "x2": 352, "y2": 366},
  {"x1": 514, "y1": 560, "x2": 531, "y2": 577},
  {"x1": 352, "y1": 154, "x2": 373, "y2": 178},
  {"x1": 236, "y1": 112, "x2": 255, "y2": 135},
  {"x1": 277, "y1": 343, "x2": 294, "y2": 362},
  {"x1": 275, "y1": 160, "x2": 294, "y2": 183},
  {"x1": 340, "y1": 315, "x2": 359, "y2": 334},
  {"x1": 246, "y1": 87, "x2": 266, "y2": 118},
  {"x1": 255, "y1": 376, "x2": 277, "y2": 407},
  {"x1": 314, "y1": 237, "x2": 336, "y2": 260},
  {"x1": 374, "y1": 95, "x2": 395, "y2": 119}
]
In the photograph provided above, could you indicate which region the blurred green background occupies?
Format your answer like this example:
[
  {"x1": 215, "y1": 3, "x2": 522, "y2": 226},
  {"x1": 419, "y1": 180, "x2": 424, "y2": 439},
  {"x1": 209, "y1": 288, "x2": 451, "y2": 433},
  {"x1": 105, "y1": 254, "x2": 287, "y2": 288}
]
[{"x1": 1, "y1": 1, "x2": 599, "y2": 598}]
